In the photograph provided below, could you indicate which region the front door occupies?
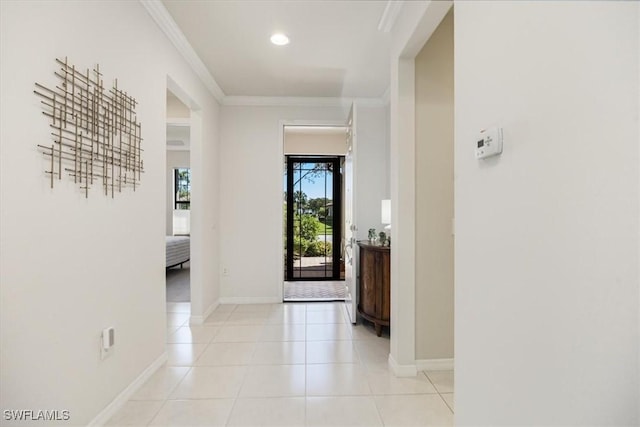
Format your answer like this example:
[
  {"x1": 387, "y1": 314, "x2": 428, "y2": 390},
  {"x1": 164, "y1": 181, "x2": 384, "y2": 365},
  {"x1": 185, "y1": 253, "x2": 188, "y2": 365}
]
[{"x1": 285, "y1": 157, "x2": 341, "y2": 281}]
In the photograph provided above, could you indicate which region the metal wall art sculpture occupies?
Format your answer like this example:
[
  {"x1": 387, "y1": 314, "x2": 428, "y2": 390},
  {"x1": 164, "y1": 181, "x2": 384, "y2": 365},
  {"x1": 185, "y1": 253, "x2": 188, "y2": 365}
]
[{"x1": 34, "y1": 57, "x2": 143, "y2": 198}]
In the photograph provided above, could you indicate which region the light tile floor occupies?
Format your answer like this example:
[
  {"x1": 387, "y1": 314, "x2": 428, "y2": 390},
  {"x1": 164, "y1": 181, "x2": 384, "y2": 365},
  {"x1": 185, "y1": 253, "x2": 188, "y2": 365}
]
[{"x1": 107, "y1": 302, "x2": 454, "y2": 426}]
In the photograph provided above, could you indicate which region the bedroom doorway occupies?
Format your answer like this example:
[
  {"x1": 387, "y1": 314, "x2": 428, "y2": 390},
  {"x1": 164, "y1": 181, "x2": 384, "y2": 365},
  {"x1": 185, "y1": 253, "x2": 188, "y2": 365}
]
[{"x1": 165, "y1": 89, "x2": 192, "y2": 320}]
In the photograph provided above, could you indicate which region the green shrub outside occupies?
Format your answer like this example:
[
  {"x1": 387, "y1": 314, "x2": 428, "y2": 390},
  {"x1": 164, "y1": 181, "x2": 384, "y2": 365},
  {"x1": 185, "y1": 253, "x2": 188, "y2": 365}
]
[
  {"x1": 296, "y1": 214, "x2": 321, "y2": 241},
  {"x1": 292, "y1": 236, "x2": 310, "y2": 258},
  {"x1": 306, "y1": 241, "x2": 332, "y2": 257},
  {"x1": 286, "y1": 212, "x2": 333, "y2": 258}
]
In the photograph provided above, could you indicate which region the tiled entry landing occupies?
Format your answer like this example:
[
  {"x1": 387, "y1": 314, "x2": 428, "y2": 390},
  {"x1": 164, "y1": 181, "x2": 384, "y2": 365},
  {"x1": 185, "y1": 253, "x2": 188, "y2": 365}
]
[
  {"x1": 107, "y1": 302, "x2": 454, "y2": 426},
  {"x1": 284, "y1": 281, "x2": 346, "y2": 301}
]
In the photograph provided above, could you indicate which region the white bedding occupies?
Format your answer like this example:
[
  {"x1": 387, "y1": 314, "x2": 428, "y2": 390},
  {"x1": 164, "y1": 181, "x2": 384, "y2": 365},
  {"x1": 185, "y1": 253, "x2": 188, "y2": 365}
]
[{"x1": 166, "y1": 236, "x2": 190, "y2": 268}]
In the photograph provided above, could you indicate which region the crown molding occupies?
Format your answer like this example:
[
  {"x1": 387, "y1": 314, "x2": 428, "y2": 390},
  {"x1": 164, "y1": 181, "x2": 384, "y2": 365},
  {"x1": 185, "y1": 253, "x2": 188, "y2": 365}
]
[
  {"x1": 222, "y1": 96, "x2": 386, "y2": 108},
  {"x1": 140, "y1": 0, "x2": 226, "y2": 102},
  {"x1": 378, "y1": 1, "x2": 405, "y2": 33}
]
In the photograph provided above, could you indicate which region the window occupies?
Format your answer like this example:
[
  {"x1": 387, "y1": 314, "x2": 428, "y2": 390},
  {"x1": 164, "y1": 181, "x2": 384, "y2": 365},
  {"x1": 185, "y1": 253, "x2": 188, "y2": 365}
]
[{"x1": 174, "y1": 168, "x2": 191, "y2": 210}]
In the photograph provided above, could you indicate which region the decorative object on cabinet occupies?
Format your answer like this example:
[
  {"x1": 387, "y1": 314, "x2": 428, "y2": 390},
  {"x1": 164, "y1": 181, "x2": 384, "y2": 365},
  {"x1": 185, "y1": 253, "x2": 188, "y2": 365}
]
[
  {"x1": 34, "y1": 57, "x2": 143, "y2": 198},
  {"x1": 368, "y1": 228, "x2": 377, "y2": 243},
  {"x1": 378, "y1": 231, "x2": 387, "y2": 246},
  {"x1": 357, "y1": 241, "x2": 390, "y2": 336}
]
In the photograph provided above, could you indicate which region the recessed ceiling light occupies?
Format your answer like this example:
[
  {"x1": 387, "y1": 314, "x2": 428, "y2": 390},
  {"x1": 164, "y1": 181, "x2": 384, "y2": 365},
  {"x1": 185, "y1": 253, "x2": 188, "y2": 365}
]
[{"x1": 270, "y1": 33, "x2": 290, "y2": 46}]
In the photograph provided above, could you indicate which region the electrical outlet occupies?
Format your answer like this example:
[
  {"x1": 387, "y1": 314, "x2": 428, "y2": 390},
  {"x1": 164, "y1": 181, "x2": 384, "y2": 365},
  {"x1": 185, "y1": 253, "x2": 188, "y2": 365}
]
[{"x1": 100, "y1": 327, "x2": 115, "y2": 360}]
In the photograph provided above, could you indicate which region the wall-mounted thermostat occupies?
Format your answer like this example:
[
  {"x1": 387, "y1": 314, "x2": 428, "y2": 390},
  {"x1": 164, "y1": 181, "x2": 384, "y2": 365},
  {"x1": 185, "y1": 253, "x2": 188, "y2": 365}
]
[{"x1": 476, "y1": 127, "x2": 503, "y2": 159}]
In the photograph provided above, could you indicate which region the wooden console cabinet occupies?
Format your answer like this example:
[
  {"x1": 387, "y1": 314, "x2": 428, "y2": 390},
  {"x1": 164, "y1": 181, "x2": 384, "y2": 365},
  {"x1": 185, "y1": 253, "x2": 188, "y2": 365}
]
[{"x1": 357, "y1": 242, "x2": 390, "y2": 336}]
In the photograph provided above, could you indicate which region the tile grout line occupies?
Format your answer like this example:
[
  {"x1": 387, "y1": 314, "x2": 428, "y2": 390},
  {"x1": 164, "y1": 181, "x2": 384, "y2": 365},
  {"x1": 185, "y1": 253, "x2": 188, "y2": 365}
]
[
  {"x1": 144, "y1": 399, "x2": 167, "y2": 427},
  {"x1": 349, "y1": 305, "x2": 377, "y2": 424},
  {"x1": 351, "y1": 306, "x2": 387, "y2": 427},
  {"x1": 113, "y1": 303, "x2": 432, "y2": 426},
  {"x1": 423, "y1": 370, "x2": 454, "y2": 415},
  {"x1": 144, "y1": 315, "x2": 196, "y2": 427}
]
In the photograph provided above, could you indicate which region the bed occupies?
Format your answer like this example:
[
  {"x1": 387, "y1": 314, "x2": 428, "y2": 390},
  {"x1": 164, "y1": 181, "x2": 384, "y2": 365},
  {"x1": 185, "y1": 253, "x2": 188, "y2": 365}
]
[{"x1": 166, "y1": 236, "x2": 190, "y2": 269}]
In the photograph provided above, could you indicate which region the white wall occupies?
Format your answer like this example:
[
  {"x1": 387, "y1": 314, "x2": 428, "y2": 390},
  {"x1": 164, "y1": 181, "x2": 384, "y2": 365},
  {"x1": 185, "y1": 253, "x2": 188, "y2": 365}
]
[
  {"x1": 166, "y1": 151, "x2": 191, "y2": 235},
  {"x1": 167, "y1": 91, "x2": 190, "y2": 119},
  {"x1": 189, "y1": 106, "x2": 221, "y2": 322},
  {"x1": 355, "y1": 106, "x2": 389, "y2": 238},
  {"x1": 218, "y1": 104, "x2": 387, "y2": 302},
  {"x1": 384, "y1": 103, "x2": 391, "y2": 199},
  {"x1": 219, "y1": 105, "x2": 345, "y2": 302},
  {"x1": 414, "y1": 9, "x2": 454, "y2": 361},
  {"x1": 284, "y1": 132, "x2": 346, "y2": 155},
  {"x1": 454, "y1": 1, "x2": 639, "y2": 425},
  {"x1": 0, "y1": 1, "x2": 220, "y2": 425}
]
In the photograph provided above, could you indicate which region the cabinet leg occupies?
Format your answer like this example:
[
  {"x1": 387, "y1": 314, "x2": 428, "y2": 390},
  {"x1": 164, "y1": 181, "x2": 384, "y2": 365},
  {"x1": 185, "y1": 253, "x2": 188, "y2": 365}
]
[{"x1": 375, "y1": 323, "x2": 382, "y2": 337}]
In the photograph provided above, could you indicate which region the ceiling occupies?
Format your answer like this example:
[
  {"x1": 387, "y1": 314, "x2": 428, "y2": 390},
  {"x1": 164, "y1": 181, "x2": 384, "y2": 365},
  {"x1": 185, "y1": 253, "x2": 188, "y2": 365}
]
[{"x1": 162, "y1": 0, "x2": 392, "y2": 98}]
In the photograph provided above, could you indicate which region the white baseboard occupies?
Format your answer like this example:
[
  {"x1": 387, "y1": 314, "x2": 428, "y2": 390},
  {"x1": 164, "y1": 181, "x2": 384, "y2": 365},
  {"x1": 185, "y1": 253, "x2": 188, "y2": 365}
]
[
  {"x1": 190, "y1": 300, "x2": 219, "y2": 325},
  {"x1": 388, "y1": 353, "x2": 418, "y2": 377},
  {"x1": 88, "y1": 351, "x2": 168, "y2": 426},
  {"x1": 415, "y1": 358, "x2": 454, "y2": 371},
  {"x1": 219, "y1": 296, "x2": 281, "y2": 305}
]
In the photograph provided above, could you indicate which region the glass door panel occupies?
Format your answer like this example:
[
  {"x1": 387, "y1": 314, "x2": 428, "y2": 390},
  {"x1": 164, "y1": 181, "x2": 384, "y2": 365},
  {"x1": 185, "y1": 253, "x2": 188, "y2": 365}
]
[{"x1": 285, "y1": 157, "x2": 341, "y2": 280}]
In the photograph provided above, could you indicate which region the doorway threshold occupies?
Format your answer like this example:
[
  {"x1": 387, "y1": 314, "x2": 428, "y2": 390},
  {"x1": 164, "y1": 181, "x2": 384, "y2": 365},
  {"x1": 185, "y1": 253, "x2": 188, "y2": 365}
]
[{"x1": 284, "y1": 281, "x2": 346, "y2": 302}]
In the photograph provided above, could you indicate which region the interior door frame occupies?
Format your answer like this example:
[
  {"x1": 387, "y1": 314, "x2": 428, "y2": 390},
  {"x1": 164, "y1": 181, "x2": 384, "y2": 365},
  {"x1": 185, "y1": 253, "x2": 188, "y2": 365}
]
[
  {"x1": 278, "y1": 119, "x2": 349, "y2": 302},
  {"x1": 285, "y1": 156, "x2": 342, "y2": 281},
  {"x1": 344, "y1": 103, "x2": 358, "y2": 323},
  {"x1": 166, "y1": 77, "x2": 202, "y2": 321}
]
